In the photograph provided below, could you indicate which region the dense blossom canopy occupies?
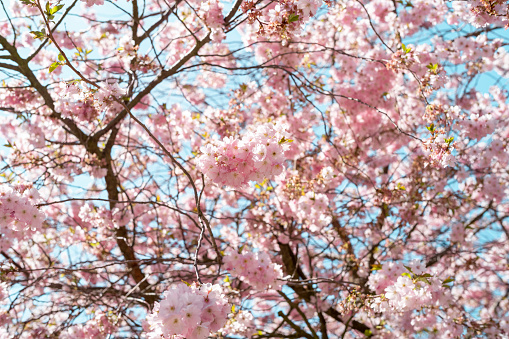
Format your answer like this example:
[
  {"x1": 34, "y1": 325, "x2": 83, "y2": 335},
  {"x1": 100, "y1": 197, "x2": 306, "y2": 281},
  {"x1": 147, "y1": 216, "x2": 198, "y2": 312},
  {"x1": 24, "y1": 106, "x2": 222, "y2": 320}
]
[{"x1": 0, "y1": 0, "x2": 508, "y2": 338}]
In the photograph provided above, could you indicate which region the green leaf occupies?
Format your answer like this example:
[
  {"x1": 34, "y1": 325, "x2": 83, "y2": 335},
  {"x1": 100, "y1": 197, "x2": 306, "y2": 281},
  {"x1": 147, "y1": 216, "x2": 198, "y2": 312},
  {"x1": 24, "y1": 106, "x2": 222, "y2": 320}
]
[
  {"x1": 427, "y1": 63, "x2": 438, "y2": 71},
  {"x1": 364, "y1": 329, "x2": 373, "y2": 337},
  {"x1": 278, "y1": 137, "x2": 294, "y2": 144},
  {"x1": 402, "y1": 43, "x2": 411, "y2": 54},
  {"x1": 58, "y1": 53, "x2": 65, "y2": 62},
  {"x1": 288, "y1": 13, "x2": 300, "y2": 23},
  {"x1": 443, "y1": 277, "x2": 454, "y2": 284},
  {"x1": 231, "y1": 304, "x2": 235, "y2": 313},
  {"x1": 30, "y1": 31, "x2": 46, "y2": 40},
  {"x1": 224, "y1": 275, "x2": 230, "y2": 283},
  {"x1": 49, "y1": 62, "x2": 60, "y2": 73},
  {"x1": 401, "y1": 272, "x2": 412, "y2": 279},
  {"x1": 50, "y1": 4, "x2": 64, "y2": 14},
  {"x1": 181, "y1": 280, "x2": 191, "y2": 286},
  {"x1": 371, "y1": 264, "x2": 383, "y2": 271}
]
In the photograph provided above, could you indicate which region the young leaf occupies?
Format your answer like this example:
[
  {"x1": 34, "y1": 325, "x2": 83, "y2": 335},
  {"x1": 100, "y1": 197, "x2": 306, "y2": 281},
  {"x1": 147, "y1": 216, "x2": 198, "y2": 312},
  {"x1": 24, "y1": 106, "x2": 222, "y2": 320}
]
[
  {"x1": 50, "y1": 4, "x2": 64, "y2": 15},
  {"x1": 49, "y1": 62, "x2": 60, "y2": 73},
  {"x1": 30, "y1": 31, "x2": 46, "y2": 40},
  {"x1": 288, "y1": 14, "x2": 300, "y2": 23},
  {"x1": 443, "y1": 277, "x2": 455, "y2": 284},
  {"x1": 445, "y1": 136, "x2": 454, "y2": 145}
]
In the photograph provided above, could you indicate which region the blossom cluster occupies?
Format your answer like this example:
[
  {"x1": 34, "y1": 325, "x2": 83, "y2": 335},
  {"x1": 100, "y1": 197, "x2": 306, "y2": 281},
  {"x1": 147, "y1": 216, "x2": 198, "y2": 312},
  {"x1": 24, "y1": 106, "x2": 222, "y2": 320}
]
[
  {"x1": 197, "y1": 123, "x2": 291, "y2": 189},
  {"x1": 242, "y1": 0, "x2": 321, "y2": 40},
  {"x1": 56, "y1": 81, "x2": 125, "y2": 121},
  {"x1": 422, "y1": 137, "x2": 455, "y2": 168},
  {"x1": 289, "y1": 192, "x2": 331, "y2": 232},
  {"x1": 382, "y1": 275, "x2": 432, "y2": 311},
  {"x1": 0, "y1": 282, "x2": 9, "y2": 326},
  {"x1": 56, "y1": 82, "x2": 98, "y2": 121},
  {"x1": 80, "y1": 0, "x2": 129, "y2": 6},
  {"x1": 78, "y1": 204, "x2": 132, "y2": 230},
  {"x1": 115, "y1": 35, "x2": 138, "y2": 72},
  {"x1": 371, "y1": 274, "x2": 451, "y2": 313},
  {"x1": 0, "y1": 184, "x2": 45, "y2": 251},
  {"x1": 146, "y1": 283, "x2": 229, "y2": 339},
  {"x1": 468, "y1": 0, "x2": 507, "y2": 28},
  {"x1": 368, "y1": 261, "x2": 451, "y2": 313},
  {"x1": 0, "y1": 82, "x2": 43, "y2": 114},
  {"x1": 81, "y1": 0, "x2": 104, "y2": 6},
  {"x1": 220, "y1": 310, "x2": 255, "y2": 337},
  {"x1": 386, "y1": 47, "x2": 421, "y2": 72},
  {"x1": 60, "y1": 311, "x2": 116, "y2": 339},
  {"x1": 223, "y1": 249, "x2": 283, "y2": 290},
  {"x1": 368, "y1": 261, "x2": 409, "y2": 294},
  {"x1": 198, "y1": 0, "x2": 225, "y2": 42}
]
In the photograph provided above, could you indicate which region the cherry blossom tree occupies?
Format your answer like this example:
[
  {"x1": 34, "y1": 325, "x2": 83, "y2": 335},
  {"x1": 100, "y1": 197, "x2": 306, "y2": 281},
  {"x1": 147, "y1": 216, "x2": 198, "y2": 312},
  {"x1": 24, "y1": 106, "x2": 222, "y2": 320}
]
[{"x1": 0, "y1": 0, "x2": 508, "y2": 338}]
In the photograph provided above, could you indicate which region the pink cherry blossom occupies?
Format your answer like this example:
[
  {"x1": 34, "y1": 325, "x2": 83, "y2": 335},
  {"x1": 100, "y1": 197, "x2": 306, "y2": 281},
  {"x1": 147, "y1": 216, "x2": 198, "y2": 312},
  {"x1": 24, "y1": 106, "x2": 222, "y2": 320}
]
[
  {"x1": 0, "y1": 0, "x2": 508, "y2": 338},
  {"x1": 146, "y1": 283, "x2": 229, "y2": 339}
]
